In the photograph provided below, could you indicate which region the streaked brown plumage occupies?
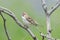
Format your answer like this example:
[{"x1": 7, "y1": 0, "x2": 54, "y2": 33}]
[{"x1": 22, "y1": 12, "x2": 38, "y2": 26}]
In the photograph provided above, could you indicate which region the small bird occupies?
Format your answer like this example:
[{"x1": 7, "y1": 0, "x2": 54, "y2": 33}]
[{"x1": 22, "y1": 12, "x2": 38, "y2": 26}]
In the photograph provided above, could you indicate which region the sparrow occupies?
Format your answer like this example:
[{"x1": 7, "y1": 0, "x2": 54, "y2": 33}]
[{"x1": 22, "y1": 12, "x2": 38, "y2": 26}]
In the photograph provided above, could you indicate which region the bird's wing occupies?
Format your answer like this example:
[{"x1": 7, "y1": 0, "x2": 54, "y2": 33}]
[{"x1": 26, "y1": 16, "x2": 37, "y2": 26}]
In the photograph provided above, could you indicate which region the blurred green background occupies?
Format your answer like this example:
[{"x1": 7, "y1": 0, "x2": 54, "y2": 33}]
[{"x1": 0, "y1": 0, "x2": 60, "y2": 40}]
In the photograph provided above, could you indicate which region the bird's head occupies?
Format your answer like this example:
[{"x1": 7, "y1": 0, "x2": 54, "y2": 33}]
[{"x1": 22, "y1": 12, "x2": 27, "y2": 16}]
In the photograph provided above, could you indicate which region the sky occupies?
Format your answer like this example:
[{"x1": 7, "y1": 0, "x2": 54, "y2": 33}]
[{"x1": 0, "y1": 0, "x2": 57, "y2": 15}]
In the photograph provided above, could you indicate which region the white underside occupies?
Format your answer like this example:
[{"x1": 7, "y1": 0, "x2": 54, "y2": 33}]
[{"x1": 22, "y1": 16, "x2": 30, "y2": 25}]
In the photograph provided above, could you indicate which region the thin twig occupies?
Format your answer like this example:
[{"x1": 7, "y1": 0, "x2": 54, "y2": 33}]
[
  {"x1": 48, "y1": 0, "x2": 60, "y2": 15},
  {"x1": 0, "y1": 12, "x2": 11, "y2": 40},
  {"x1": 0, "y1": 6, "x2": 38, "y2": 40},
  {"x1": 42, "y1": 36, "x2": 44, "y2": 40},
  {"x1": 40, "y1": 33, "x2": 60, "y2": 40},
  {"x1": 41, "y1": 0, "x2": 48, "y2": 14}
]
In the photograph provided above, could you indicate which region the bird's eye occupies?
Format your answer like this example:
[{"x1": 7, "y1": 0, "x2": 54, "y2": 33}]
[{"x1": 28, "y1": 17, "x2": 31, "y2": 19}]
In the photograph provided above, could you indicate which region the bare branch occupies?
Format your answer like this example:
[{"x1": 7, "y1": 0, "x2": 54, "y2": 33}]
[
  {"x1": 41, "y1": 0, "x2": 60, "y2": 40},
  {"x1": 40, "y1": 32, "x2": 60, "y2": 40},
  {"x1": 0, "y1": 12, "x2": 11, "y2": 40},
  {"x1": 0, "y1": 6, "x2": 38, "y2": 40},
  {"x1": 41, "y1": 0, "x2": 48, "y2": 14},
  {"x1": 26, "y1": 28, "x2": 38, "y2": 40},
  {"x1": 41, "y1": 0, "x2": 52, "y2": 40},
  {"x1": 42, "y1": 36, "x2": 44, "y2": 40},
  {"x1": 40, "y1": 33, "x2": 53, "y2": 40},
  {"x1": 48, "y1": 0, "x2": 60, "y2": 15}
]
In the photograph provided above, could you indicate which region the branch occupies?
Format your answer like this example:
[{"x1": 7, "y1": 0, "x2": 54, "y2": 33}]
[
  {"x1": 0, "y1": 12, "x2": 11, "y2": 40},
  {"x1": 41, "y1": 0, "x2": 52, "y2": 40},
  {"x1": 0, "y1": 6, "x2": 38, "y2": 40},
  {"x1": 41, "y1": 0, "x2": 60, "y2": 40},
  {"x1": 42, "y1": 36, "x2": 44, "y2": 40},
  {"x1": 40, "y1": 32, "x2": 60, "y2": 40},
  {"x1": 41, "y1": 0, "x2": 48, "y2": 14},
  {"x1": 26, "y1": 28, "x2": 38, "y2": 40},
  {"x1": 48, "y1": 0, "x2": 60, "y2": 15}
]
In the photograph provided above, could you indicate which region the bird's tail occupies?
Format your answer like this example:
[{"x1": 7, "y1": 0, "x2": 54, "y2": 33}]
[
  {"x1": 34, "y1": 21, "x2": 39, "y2": 26},
  {"x1": 34, "y1": 21, "x2": 43, "y2": 27}
]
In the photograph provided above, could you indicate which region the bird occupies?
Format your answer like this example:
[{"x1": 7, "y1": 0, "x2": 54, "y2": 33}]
[{"x1": 21, "y1": 12, "x2": 38, "y2": 26}]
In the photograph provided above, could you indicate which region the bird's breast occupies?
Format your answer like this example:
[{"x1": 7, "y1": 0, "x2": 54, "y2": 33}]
[{"x1": 22, "y1": 16, "x2": 30, "y2": 25}]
